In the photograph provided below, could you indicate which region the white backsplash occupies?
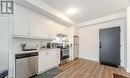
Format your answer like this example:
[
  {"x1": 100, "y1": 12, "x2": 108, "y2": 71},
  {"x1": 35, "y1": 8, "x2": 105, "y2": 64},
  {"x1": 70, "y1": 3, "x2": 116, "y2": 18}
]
[
  {"x1": 10, "y1": 36, "x2": 66, "y2": 54},
  {"x1": 11, "y1": 38, "x2": 50, "y2": 53}
]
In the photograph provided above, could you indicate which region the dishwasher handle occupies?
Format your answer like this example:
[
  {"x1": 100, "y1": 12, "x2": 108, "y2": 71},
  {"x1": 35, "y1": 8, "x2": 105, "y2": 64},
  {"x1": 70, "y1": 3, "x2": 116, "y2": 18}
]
[{"x1": 16, "y1": 52, "x2": 38, "y2": 59}]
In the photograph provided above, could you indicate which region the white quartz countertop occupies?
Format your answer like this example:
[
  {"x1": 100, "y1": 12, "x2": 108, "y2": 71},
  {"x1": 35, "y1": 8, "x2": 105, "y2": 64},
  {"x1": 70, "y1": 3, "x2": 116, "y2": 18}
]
[{"x1": 15, "y1": 48, "x2": 60, "y2": 54}]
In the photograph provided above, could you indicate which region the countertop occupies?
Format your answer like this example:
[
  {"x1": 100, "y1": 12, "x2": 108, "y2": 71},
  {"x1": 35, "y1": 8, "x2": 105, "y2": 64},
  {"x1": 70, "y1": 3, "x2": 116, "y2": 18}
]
[{"x1": 16, "y1": 48, "x2": 60, "y2": 54}]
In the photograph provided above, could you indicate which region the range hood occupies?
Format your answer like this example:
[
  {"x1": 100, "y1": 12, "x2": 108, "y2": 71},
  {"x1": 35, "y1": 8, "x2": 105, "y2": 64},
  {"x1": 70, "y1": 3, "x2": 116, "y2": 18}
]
[{"x1": 57, "y1": 33, "x2": 67, "y2": 38}]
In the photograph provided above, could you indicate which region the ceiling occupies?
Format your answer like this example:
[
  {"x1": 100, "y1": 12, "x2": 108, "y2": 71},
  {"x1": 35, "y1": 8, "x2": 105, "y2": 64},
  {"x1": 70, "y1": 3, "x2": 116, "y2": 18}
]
[{"x1": 43, "y1": 0, "x2": 127, "y2": 24}]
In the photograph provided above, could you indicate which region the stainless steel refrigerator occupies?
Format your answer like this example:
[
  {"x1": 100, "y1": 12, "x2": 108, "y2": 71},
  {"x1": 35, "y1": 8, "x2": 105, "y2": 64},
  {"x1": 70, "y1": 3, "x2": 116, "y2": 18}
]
[{"x1": 73, "y1": 36, "x2": 79, "y2": 59}]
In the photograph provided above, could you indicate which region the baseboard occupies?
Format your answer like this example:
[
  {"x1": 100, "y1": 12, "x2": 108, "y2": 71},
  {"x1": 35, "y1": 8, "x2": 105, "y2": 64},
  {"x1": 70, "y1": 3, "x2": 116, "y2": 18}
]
[
  {"x1": 126, "y1": 68, "x2": 130, "y2": 73},
  {"x1": 38, "y1": 64, "x2": 59, "y2": 75},
  {"x1": 79, "y1": 58, "x2": 99, "y2": 62}
]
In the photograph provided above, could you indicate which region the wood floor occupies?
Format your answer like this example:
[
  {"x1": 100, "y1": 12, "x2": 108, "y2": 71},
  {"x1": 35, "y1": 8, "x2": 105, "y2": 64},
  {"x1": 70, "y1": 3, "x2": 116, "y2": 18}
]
[{"x1": 54, "y1": 59, "x2": 130, "y2": 78}]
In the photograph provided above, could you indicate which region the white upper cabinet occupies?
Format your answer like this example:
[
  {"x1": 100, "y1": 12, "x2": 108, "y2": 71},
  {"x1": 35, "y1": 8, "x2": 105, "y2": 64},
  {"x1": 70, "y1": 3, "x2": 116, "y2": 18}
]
[
  {"x1": 13, "y1": 5, "x2": 69, "y2": 39},
  {"x1": 14, "y1": 5, "x2": 29, "y2": 35},
  {"x1": 41, "y1": 17, "x2": 57, "y2": 38},
  {"x1": 48, "y1": 22, "x2": 57, "y2": 38},
  {"x1": 56, "y1": 24, "x2": 62, "y2": 34},
  {"x1": 41, "y1": 17, "x2": 50, "y2": 38},
  {"x1": 56, "y1": 23, "x2": 68, "y2": 35},
  {"x1": 29, "y1": 10, "x2": 41, "y2": 37},
  {"x1": 61, "y1": 25, "x2": 67, "y2": 35}
]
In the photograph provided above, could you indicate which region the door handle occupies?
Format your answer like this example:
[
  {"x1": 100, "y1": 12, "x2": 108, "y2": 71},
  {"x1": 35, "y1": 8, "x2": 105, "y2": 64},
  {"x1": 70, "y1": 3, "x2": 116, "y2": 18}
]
[{"x1": 100, "y1": 42, "x2": 102, "y2": 48}]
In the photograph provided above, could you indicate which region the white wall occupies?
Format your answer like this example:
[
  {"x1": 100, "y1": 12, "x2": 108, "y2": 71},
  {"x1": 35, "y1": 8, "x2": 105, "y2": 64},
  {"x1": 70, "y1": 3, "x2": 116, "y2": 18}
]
[
  {"x1": 0, "y1": 17, "x2": 9, "y2": 72},
  {"x1": 126, "y1": 6, "x2": 130, "y2": 72},
  {"x1": 79, "y1": 19, "x2": 125, "y2": 67},
  {"x1": 124, "y1": 10, "x2": 127, "y2": 71},
  {"x1": 79, "y1": 26, "x2": 99, "y2": 61}
]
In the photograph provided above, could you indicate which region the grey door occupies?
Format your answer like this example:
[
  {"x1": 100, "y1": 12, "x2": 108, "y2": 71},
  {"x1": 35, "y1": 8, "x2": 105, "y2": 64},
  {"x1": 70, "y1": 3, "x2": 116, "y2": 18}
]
[{"x1": 99, "y1": 27, "x2": 120, "y2": 67}]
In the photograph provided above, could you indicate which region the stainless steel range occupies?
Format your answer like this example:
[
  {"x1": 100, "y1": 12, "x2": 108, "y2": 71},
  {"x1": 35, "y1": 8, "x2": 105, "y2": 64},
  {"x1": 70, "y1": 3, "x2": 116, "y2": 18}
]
[
  {"x1": 60, "y1": 48, "x2": 69, "y2": 60},
  {"x1": 60, "y1": 48, "x2": 69, "y2": 65}
]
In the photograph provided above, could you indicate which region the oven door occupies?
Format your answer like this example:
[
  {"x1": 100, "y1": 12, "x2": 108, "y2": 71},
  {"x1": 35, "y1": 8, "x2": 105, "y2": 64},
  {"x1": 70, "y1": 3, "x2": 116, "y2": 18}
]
[{"x1": 60, "y1": 49, "x2": 69, "y2": 60}]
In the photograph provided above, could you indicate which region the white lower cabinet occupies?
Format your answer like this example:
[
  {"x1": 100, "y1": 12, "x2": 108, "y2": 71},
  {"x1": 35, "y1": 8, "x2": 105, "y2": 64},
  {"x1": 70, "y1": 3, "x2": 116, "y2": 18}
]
[
  {"x1": 38, "y1": 50, "x2": 47, "y2": 73},
  {"x1": 38, "y1": 49, "x2": 60, "y2": 74}
]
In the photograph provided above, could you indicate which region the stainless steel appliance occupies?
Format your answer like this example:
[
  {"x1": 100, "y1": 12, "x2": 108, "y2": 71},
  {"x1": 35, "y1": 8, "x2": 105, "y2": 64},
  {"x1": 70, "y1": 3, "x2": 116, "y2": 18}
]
[
  {"x1": 47, "y1": 43, "x2": 57, "y2": 48},
  {"x1": 57, "y1": 44, "x2": 63, "y2": 48},
  {"x1": 60, "y1": 48, "x2": 69, "y2": 60},
  {"x1": 56, "y1": 33, "x2": 67, "y2": 38},
  {"x1": 74, "y1": 36, "x2": 79, "y2": 59},
  {"x1": 60, "y1": 48, "x2": 69, "y2": 65},
  {"x1": 15, "y1": 52, "x2": 38, "y2": 78}
]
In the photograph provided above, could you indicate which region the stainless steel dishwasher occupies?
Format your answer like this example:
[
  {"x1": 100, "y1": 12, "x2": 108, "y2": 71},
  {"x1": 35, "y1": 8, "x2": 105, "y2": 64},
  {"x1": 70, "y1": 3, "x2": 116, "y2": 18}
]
[{"x1": 15, "y1": 52, "x2": 38, "y2": 78}]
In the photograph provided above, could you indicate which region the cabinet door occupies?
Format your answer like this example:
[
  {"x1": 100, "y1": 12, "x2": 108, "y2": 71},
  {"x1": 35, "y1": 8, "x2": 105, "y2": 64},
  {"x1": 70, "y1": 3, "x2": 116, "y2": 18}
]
[
  {"x1": 38, "y1": 51, "x2": 48, "y2": 73},
  {"x1": 55, "y1": 49, "x2": 60, "y2": 64},
  {"x1": 13, "y1": 4, "x2": 29, "y2": 35},
  {"x1": 38, "y1": 49, "x2": 60, "y2": 73},
  {"x1": 39, "y1": 50, "x2": 58, "y2": 73},
  {"x1": 41, "y1": 17, "x2": 50, "y2": 38},
  {"x1": 47, "y1": 49, "x2": 60, "y2": 67},
  {"x1": 47, "y1": 50, "x2": 57, "y2": 67},
  {"x1": 29, "y1": 11, "x2": 41, "y2": 36},
  {"x1": 47, "y1": 22, "x2": 57, "y2": 38},
  {"x1": 56, "y1": 24, "x2": 68, "y2": 35},
  {"x1": 56, "y1": 24, "x2": 62, "y2": 34}
]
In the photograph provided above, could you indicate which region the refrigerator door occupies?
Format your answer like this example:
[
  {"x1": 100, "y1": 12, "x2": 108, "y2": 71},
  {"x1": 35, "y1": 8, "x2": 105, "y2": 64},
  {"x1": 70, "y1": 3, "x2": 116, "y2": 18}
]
[
  {"x1": 73, "y1": 36, "x2": 79, "y2": 59},
  {"x1": 74, "y1": 45, "x2": 79, "y2": 59},
  {"x1": 74, "y1": 36, "x2": 79, "y2": 45}
]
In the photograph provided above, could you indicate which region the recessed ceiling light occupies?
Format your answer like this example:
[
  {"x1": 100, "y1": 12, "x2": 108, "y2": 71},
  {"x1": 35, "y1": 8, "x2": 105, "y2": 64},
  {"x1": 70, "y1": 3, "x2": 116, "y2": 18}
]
[{"x1": 66, "y1": 8, "x2": 79, "y2": 15}]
